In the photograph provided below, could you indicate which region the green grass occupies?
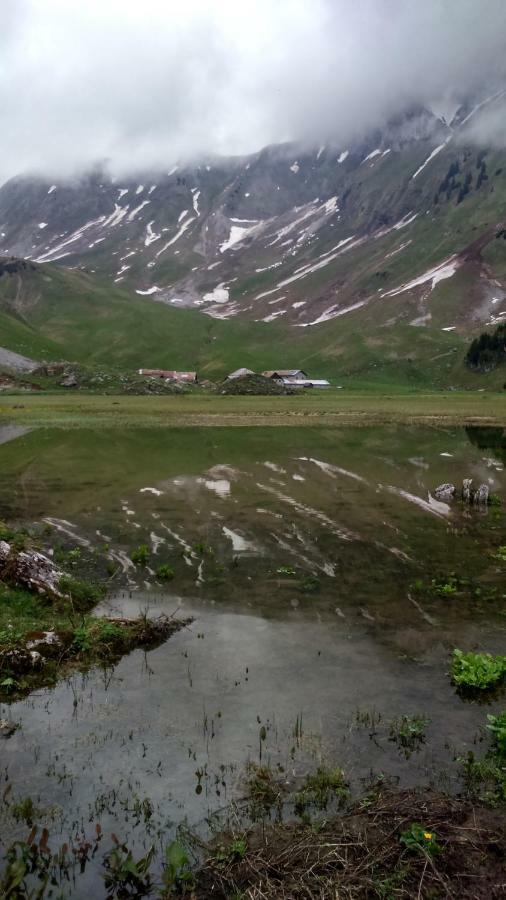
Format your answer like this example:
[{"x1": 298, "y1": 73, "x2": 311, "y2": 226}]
[{"x1": 1, "y1": 390, "x2": 506, "y2": 428}]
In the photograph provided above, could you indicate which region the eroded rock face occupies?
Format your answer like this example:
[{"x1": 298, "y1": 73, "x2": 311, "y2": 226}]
[
  {"x1": 0, "y1": 541, "x2": 65, "y2": 597},
  {"x1": 435, "y1": 483, "x2": 456, "y2": 501}
]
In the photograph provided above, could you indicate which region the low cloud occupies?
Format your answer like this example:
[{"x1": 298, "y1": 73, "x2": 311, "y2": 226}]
[{"x1": 1, "y1": 0, "x2": 505, "y2": 182}]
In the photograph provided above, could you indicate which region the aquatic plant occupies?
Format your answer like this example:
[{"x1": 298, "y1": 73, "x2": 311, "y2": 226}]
[
  {"x1": 131, "y1": 544, "x2": 150, "y2": 566},
  {"x1": 156, "y1": 563, "x2": 175, "y2": 581},
  {"x1": 103, "y1": 840, "x2": 155, "y2": 895},
  {"x1": 161, "y1": 839, "x2": 194, "y2": 892},
  {"x1": 451, "y1": 649, "x2": 506, "y2": 690},
  {"x1": 459, "y1": 750, "x2": 506, "y2": 803},
  {"x1": 244, "y1": 762, "x2": 282, "y2": 815},
  {"x1": 294, "y1": 766, "x2": 348, "y2": 816},
  {"x1": 389, "y1": 715, "x2": 429, "y2": 754},
  {"x1": 486, "y1": 711, "x2": 506, "y2": 755}
]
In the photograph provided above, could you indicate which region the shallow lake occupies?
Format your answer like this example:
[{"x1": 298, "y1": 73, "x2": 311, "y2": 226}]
[{"x1": 0, "y1": 424, "x2": 505, "y2": 895}]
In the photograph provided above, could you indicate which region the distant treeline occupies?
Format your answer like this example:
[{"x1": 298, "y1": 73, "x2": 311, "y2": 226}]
[{"x1": 466, "y1": 322, "x2": 506, "y2": 371}]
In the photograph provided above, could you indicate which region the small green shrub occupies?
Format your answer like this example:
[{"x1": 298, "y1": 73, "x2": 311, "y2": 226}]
[
  {"x1": 487, "y1": 711, "x2": 506, "y2": 755},
  {"x1": 72, "y1": 625, "x2": 92, "y2": 653},
  {"x1": 59, "y1": 576, "x2": 103, "y2": 606},
  {"x1": 156, "y1": 563, "x2": 175, "y2": 581},
  {"x1": 399, "y1": 823, "x2": 440, "y2": 856},
  {"x1": 131, "y1": 544, "x2": 150, "y2": 566},
  {"x1": 96, "y1": 621, "x2": 122, "y2": 642},
  {"x1": 0, "y1": 677, "x2": 19, "y2": 693},
  {"x1": 451, "y1": 649, "x2": 506, "y2": 690}
]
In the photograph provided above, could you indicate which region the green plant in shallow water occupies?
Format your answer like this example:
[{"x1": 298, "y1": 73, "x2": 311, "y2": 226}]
[
  {"x1": 487, "y1": 711, "x2": 506, "y2": 755},
  {"x1": 131, "y1": 544, "x2": 150, "y2": 566},
  {"x1": 399, "y1": 823, "x2": 440, "y2": 856},
  {"x1": 451, "y1": 649, "x2": 506, "y2": 690},
  {"x1": 389, "y1": 714, "x2": 429, "y2": 754},
  {"x1": 161, "y1": 839, "x2": 194, "y2": 892},
  {"x1": 103, "y1": 842, "x2": 155, "y2": 895},
  {"x1": 156, "y1": 563, "x2": 175, "y2": 581},
  {"x1": 294, "y1": 766, "x2": 348, "y2": 815}
]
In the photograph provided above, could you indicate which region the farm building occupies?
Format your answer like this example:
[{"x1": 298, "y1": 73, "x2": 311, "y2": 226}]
[
  {"x1": 262, "y1": 369, "x2": 308, "y2": 382},
  {"x1": 262, "y1": 370, "x2": 330, "y2": 388},
  {"x1": 138, "y1": 369, "x2": 197, "y2": 382},
  {"x1": 227, "y1": 367, "x2": 255, "y2": 380}
]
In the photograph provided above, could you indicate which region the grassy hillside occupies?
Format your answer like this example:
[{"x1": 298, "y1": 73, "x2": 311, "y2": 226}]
[{"x1": 0, "y1": 258, "x2": 503, "y2": 389}]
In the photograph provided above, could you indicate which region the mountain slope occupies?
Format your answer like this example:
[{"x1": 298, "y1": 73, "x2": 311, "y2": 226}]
[
  {"x1": 1, "y1": 92, "x2": 505, "y2": 336},
  {"x1": 0, "y1": 92, "x2": 506, "y2": 388},
  {"x1": 0, "y1": 255, "x2": 502, "y2": 389}
]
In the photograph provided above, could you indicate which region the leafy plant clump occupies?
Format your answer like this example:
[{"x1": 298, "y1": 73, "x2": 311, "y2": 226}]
[
  {"x1": 294, "y1": 766, "x2": 348, "y2": 816},
  {"x1": 487, "y1": 711, "x2": 506, "y2": 755},
  {"x1": 399, "y1": 823, "x2": 440, "y2": 856},
  {"x1": 59, "y1": 575, "x2": 104, "y2": 608},
  {"x1": 156, "y1": 563, "x2": 175, "y2": 581},
  {"x1": 451, "y1": 649, "x2": 506, "y2": 691},
  {"x1": 389, "y1": 715, "x2": 429, "y2": 755},
  {"x1": 131, "y1": 544, "x2": 150, "y2": 566}
]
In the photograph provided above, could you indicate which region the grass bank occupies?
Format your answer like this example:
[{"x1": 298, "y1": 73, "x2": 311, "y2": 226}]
[{"x1": 2, "y1": 390, "x2": 506, "y2": 427}]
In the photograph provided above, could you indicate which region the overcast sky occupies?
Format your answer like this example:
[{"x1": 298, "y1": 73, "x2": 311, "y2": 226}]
[{"x1": 1, "y1": 0, "x2": 505, "y2": 181}]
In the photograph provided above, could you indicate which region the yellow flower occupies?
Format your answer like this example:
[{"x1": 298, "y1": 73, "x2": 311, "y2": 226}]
[{"x1": 423, "y1": 832, "x2": 433, "y2": 840}]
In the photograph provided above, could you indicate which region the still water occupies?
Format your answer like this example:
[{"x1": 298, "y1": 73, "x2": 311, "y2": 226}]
[{"x1": 0, "y1": 424, "x2": 505, "y2": 894}]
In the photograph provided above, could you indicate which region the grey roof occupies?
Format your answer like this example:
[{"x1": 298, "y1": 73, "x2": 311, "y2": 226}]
[{"x1": 227, "y1": 367, "x2": 255, "y2": 379}]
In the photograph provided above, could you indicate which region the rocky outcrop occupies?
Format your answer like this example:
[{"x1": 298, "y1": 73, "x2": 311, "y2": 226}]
[
  {"x1": 434, "y1": 483, "x2": 455, "y2": 501},
  {"x1": 434, "y1": 479, "x2": 491, "y2": 505},
  {"x1": 0, "y1": 540, "x2": 65, "y2": 597}
]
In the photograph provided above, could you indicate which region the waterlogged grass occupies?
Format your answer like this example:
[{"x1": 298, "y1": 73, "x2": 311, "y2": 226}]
[{"x1": 1, "y1": 390, "x2": 506, "y2": 428}]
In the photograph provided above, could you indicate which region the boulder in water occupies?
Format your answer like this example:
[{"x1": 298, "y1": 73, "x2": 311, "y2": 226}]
[
  {"x1": 434, "y1": 483, "x2": 456, "y2": 501},
  {"x1": 462, "y1": 478, "x2": 473, "y2": 503},
  {"x1": 473, "y1": 484, "x2": 489, "y2": 505}
]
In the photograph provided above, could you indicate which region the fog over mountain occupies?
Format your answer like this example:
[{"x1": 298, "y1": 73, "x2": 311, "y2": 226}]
[{"x1": 1, "y1": 0, "x2": 506, "y2": 183}]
